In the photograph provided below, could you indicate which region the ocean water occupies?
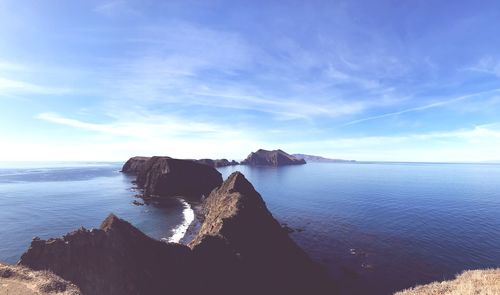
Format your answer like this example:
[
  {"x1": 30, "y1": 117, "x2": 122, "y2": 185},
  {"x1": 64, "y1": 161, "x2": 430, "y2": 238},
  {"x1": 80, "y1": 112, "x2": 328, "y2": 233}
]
[
  {"x1": 218, "y1": 163, "x2": 500, "y2": 294},
  {"x1": 0, "y1": 162, "x2": 190, "y2": 264},
  {"x1": 1, "y1": 162, "x2": 500, "y2": 294}
]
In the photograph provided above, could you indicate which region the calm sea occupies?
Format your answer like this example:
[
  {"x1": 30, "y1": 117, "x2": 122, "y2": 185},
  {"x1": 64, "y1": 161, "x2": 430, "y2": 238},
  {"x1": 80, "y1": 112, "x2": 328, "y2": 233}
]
[
  {"x1": 0, "y1": 162, "x2": 188, "y2": 264},
  {"x1": 1, "y1": 161, "x2": 500, "y2": 294}
]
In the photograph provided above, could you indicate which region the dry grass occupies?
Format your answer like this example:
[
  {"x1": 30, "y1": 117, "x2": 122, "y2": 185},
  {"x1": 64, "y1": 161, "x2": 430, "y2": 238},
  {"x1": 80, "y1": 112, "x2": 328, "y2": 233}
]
[
  {"x1": 395, "y1": 268, "x2": 500, "y2": 295},
  {"x1": 0, "y1": 263, "x2": 81, "y2": 295}
]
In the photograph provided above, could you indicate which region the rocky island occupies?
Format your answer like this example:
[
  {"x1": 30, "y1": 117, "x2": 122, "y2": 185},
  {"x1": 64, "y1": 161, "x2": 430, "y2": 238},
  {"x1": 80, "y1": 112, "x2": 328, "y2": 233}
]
[
  {"x1": 241, "y1": 149, "x2": 306, "y2": 166},
  {"x1": 292, "y1": 153, "x2": 356, "y2": 163},
  {"x1": 193, "y1": 158, "x2": 239, "y2": 168},
  {"x1": 14, "y1": 157, "x2": 334, "y2": 295},
  {"x1": 121, "y1": 156, "x2": 238, "y2": 174},
  {"x1": 134, "y1": 156, "x2": 223, "y2": 198}
]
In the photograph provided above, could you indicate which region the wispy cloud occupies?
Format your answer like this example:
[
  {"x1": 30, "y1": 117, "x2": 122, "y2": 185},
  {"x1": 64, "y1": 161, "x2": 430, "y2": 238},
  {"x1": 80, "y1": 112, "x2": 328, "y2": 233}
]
[
  {"x1": 342, "y1": 89, "x2": 500, "y2": 126},
  {"x1": 84, "y1": 23, "x2": 404, "y2": 121},
  {"x1": 329, "y1": 124, "x2": 500, "y2": 147},
  {"x1": 33, "y1": 112, "x2": 265, "y2": 161},
  {"x1": 36, "y1": 112, "x2": 240, "y2": 139},
  {"x1": 0, "y1": 77, "x2": 72, "y2": 95},
  {"x1": 0, "y1": 61, "x2": 29, "y2": 72},
  {"x1": 94, "y1": 1, "x2": 139, "y2": 17},
  {"x1": 468, "y1": 56, "x2": 500, "y2": 77},
  {"x1": 283, "y1": 123, "x2": 500, "y2": 162}
]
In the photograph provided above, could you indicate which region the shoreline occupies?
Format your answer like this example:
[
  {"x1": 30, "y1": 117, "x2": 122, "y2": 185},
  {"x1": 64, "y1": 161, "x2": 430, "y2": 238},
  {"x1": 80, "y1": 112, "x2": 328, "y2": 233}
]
[
  {"x1": 163, "y1": 198, "x2": 195, "y2": 243},
  {"x1": 179, "y1": 199, "x2": 204, "y2": 245}
]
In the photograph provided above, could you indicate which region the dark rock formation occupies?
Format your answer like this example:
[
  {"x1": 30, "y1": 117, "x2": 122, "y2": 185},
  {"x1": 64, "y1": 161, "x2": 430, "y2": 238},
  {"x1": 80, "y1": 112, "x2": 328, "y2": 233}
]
[
  {"x1": 136, "y1": 156, "x2": 223, "y2": 198},
  {"x1": 194, "y1": 158, "x2": 238, "y2": 168},
  {"x1": 241, "y1": 149, "x2": 306, "y2": 166},
  {"x1": 189, "y1": 172, "x2": 332, "y2": 294},
  {"x1": 121, "y1": 157, "x2": 238, "y2": 175},
  {"x1": 120, "y1": 156, "x2": 150, "y2": 174},
  {"x1": 292, "y1": 153, "x2": 356, "y2": 163},
  {"x1": 18, "y1": 172, "x2": 334, "y2": 295},
  {"x1": 19, "y1": 214, "x2": 196, "y2": 295}
]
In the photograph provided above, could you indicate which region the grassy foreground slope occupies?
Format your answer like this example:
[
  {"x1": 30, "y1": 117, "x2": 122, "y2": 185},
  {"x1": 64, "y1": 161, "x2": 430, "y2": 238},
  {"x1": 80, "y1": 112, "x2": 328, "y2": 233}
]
[
  {"x1": 0, "y1": 263, "x2": 81, "y2": 295},
  {"x1": 396, "y1": 268, "x2": 500, "y2": 295}
]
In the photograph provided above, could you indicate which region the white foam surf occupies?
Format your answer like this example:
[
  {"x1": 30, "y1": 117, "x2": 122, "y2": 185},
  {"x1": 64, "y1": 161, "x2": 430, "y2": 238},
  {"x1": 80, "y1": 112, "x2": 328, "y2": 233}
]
[{"x1": 165, "y1": 198, "x2": 195, "y2": 243}]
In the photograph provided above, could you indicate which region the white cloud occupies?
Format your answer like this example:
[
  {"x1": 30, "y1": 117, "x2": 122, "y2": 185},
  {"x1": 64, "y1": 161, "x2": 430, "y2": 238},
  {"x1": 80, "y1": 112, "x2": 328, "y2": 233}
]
[
  {"x1": 0, "y1": 61, "x2": 29, "y2": 72},
  {"x1": 36, "y1": 112, "x2": 241, "y2": 139},
  {"x1": 0, "y1": 77, "x2": 72, "y2": 95},
  {"x1": 26, "y1": 111, "x2": 267, "y2": 161}
]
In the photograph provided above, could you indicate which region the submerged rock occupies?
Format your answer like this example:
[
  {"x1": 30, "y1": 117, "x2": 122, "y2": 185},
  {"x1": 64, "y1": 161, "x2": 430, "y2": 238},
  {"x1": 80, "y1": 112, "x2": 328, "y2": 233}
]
[
  {"x1": 120, "y1": 156, "x2": 150, "y2": 174},
  {"x1": 241, "y1": 149, "x2": 306, "y2": 166},
  {"x1": 135, "y1": 156, "x2": 223, "y2": 198}
]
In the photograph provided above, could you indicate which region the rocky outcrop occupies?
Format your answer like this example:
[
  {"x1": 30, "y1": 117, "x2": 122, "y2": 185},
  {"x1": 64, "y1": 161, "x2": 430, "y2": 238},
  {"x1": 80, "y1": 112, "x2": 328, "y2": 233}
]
[
  {"x1": 189, "y1": 172, "x2": 333, "y2": 294},
  {"x1": 194, "y1": 158, "x2": 238, "y2": 168},
  {"x1": 0, "y1": 263, "x2": 81, "y2": 295},
  {"x1": 19, "y1": 214, "x2": 196, "y2": 295},
  {"x1": 18, "y1": 172, "x2": 334, "y2": 295},
  {"x1": 120, "y1": 156, "x2": 150, "y2": 174},
  {"x1": 136, "y1": 156, "x2": 223, "y2": 198},
  {"x1": 241, "y1": 149, "x2": 306, "y2": 166},
  {"x1": 292, "y1": 153, "x2": 356, "y2": 163}
]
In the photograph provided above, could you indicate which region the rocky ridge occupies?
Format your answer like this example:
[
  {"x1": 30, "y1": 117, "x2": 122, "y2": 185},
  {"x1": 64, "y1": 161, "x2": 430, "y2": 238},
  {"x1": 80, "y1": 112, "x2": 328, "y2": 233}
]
[{"x1": 18, "y1": 171, "x2": 334, "y2": 295}]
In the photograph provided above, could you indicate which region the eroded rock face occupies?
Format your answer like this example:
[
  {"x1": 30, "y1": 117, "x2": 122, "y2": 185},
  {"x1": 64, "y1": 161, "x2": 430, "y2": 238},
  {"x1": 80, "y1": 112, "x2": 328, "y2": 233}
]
[
  {"x1": 18, "y1": 172, "x2": 334, "y2": 295},
  {"x1": 136, "y1": 156, "x2": 223, "y2": 198},
  {"x1": 19, "y1": 215, "x2": 195, "y2": 295},
  {"x1": 120, "y1": 156, "x2": 150, "y2": 174},
  {"x1": 241, "y1": 149, "x2": 306, "y2": 166}
]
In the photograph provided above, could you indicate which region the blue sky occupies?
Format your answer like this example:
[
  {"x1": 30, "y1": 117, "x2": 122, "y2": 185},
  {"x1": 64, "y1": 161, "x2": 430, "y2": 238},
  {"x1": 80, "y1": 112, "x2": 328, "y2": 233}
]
[{"x1": 1, "y1": 0, "x2": 500, "y2": 162}]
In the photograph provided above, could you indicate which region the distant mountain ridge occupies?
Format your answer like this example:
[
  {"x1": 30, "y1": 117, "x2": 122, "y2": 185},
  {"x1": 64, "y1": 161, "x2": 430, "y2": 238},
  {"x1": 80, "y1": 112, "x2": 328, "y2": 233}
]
[{"x1": 292, "y1": 154, "x2": 355, "y2": 163}]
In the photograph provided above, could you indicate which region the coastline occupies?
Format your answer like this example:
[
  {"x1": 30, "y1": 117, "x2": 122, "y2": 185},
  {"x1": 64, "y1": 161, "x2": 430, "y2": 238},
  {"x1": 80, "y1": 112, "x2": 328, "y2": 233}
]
[
  {"x1": 2, "y1": 158, "x2": 500, "y2": 294},
  {"x1": 163, "y1": 198, "x2": 195, "y2": 243},
  {"x1": 179, "y1": 200, "x2": 203, "y2": 245}
]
